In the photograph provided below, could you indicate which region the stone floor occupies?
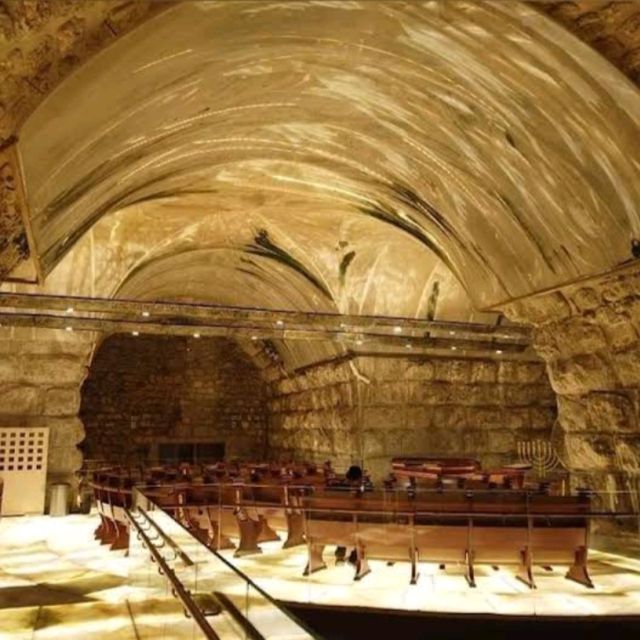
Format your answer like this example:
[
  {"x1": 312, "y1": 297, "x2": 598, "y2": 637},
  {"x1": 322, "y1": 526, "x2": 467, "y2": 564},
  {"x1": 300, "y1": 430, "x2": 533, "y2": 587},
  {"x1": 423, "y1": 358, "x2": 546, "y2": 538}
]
[
  {"x1": 0, "y1": 514, "x2": 211, "y2": 639},
  {"x1": 1, "y1": 514, "x2": 639, "y2": 640}
]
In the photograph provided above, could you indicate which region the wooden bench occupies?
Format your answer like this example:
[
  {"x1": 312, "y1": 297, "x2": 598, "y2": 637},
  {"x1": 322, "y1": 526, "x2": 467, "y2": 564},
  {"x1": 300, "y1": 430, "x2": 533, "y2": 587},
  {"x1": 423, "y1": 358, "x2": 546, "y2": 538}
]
[{"x1": 303, "y1": 489, "x2": 593, "y2": 588}]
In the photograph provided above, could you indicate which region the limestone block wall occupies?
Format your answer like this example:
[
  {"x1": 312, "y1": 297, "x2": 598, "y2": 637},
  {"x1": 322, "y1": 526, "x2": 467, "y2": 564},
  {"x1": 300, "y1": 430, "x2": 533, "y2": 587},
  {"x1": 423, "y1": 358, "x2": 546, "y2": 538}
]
[
  {"x1": 80, "y1": 335, "x2": 269, "y2": 463},
  {"x1": 0, "y1": 326, "x2": 93, "y2": 496},
  {"x1": 268, "y1": 354, "x2": 556, "y2": 479},
  {"x1": 503, "y1": 265, "x2": 640, "y2": 511}
]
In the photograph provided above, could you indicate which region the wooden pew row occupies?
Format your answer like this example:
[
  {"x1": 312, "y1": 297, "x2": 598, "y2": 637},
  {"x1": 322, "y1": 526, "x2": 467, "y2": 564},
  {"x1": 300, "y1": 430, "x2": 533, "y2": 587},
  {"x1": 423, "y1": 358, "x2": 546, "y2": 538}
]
[
  {"x1": 92, "y1": 479, "x2": 133, "y2": 551},
  {"x1": 302, "y1": 489, "x2": 592, "y2": 589}
]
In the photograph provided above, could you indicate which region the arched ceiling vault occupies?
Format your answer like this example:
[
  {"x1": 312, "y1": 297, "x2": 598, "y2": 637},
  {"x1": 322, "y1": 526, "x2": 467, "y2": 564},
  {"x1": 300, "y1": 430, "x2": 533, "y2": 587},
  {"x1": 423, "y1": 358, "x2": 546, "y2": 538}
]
[{"x1": 13, "y1": 0, "x2": 640, "y2": 315}]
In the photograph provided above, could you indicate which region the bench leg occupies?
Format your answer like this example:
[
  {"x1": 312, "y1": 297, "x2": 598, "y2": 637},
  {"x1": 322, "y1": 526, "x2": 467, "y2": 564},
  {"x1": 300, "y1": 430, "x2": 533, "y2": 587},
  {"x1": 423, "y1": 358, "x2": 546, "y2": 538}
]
[
  {"x1": 303, "y1": 543, "x2": 327, "y2": 576},
  {"x1": 410, "y1": 546, "x2": 419, "y2": 585},
  {"x1": 283, "y1": 512, "x2": 306, "y2": 549},
  {"x1": 516, "y1": 547, "x2": 536, "y2": 589},
  {"x1": 335, "y1": 546, "x2": 347, "y2": 564},
  {"x1": 234, "y1": 510, "x2": 263, "y2": 557},
  {"x1": 465, "y1": 549, "x2": 476, "y2": 588},
  {"x1": 110, "y1": 523, "x2": 129, "y2": 552},
  {"x1": 354, "y1": 542, "x2": 370, "y2": 581},
  {"x1": 101, "y1": 518, "x2": 118, "y2": 546},
  {"x1": 257, "y1": 515, "x2": 281, "y2": 543},
  {"x1": 566, "y1": 546, "x2": 594, "y2": 589}
]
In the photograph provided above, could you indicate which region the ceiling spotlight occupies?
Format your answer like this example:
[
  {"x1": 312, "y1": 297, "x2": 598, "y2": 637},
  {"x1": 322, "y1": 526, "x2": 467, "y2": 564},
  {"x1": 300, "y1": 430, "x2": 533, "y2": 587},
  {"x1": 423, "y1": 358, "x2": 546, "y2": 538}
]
[
  {"x1": 142, "y1": 311, "x2": 150, "y2": 318},
  {"x1": 193, "y1": 332, "x2": 200, "y2": 339},
  {"x1": 496, "y1": 349, "x2": 503, "y2": 354},
  {"x1": 66, "y1": 307, "x2": 74, "y2": 314},
  {"x1": 65, "y1": 326, "x2": 73, "y2": 332},
  {"x1": 393, "y1": 326, "x2": 402, "y2": 334},
  {"x1": 132, "y1": 331, "x2": 139, "y2": 336}
]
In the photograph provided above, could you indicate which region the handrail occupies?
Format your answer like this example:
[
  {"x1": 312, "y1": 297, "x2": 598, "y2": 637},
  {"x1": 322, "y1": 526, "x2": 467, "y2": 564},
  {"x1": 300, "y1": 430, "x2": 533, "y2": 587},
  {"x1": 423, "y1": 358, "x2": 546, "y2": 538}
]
[
  {"x1": 125, "y1": 508, "x2": 221, "y2": 640},
  {"x1": 140, "y1": 490, "x2": 320, "y2": 639},
  {"x1": 137, "y1": 506, "x2": 194, "y2": 566}
]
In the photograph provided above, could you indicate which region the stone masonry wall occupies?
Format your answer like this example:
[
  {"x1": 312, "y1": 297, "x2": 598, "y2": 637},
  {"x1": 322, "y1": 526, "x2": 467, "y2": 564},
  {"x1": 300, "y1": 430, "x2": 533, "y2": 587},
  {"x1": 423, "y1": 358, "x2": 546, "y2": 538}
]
[
  {"x1": 503, "y1": 264, "x2": 640, "y2": 514},
  {"x1": 80, "y1": 335, "x2": 269, "y2": 464},
  {"x1": 0, "y1": 326, "x2": 93, "y2": 499},
  {"x1": 268, "y1": 354, "x2": 556, "y2": 480}
]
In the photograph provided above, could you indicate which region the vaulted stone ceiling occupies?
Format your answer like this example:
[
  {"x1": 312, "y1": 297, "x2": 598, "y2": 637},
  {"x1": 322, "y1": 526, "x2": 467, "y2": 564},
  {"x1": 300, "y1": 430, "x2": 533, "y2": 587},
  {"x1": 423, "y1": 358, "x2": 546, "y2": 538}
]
[{"x1": 2, "y1": 1, "x2": 640, "y2": 354}]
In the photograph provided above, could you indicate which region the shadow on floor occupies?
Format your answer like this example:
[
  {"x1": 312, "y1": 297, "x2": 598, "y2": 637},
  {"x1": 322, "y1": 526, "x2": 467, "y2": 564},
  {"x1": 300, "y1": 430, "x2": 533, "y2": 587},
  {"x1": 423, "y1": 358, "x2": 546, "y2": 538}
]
[{"x1": 283, "y1": 602, "x2": 640, "y2": 640}]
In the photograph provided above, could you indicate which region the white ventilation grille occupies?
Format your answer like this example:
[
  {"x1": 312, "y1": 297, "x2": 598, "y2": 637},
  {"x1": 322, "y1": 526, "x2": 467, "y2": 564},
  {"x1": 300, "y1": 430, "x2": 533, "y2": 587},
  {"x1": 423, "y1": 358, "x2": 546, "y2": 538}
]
[{"x1": 0, "y1": 427, "x2": 49, "y2": 515}]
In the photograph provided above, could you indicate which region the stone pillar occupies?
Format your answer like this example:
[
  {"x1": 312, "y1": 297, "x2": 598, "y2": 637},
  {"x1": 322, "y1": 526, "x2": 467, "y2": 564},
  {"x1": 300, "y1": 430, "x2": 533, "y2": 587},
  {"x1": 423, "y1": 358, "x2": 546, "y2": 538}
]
[
  {"x1": 503, "y1": 265, "x2": 640, "y2": 522},
  {"x1": 0, "y1": 326, "x2": 93, "y2": 506}
]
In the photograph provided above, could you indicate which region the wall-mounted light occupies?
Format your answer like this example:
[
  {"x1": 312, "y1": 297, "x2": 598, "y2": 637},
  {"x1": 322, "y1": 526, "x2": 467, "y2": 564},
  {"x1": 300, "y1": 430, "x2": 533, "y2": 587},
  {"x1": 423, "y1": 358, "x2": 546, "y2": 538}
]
[
  {"x1": 276, "y1": 320, "x2": 284, "y2": 327},
  {"x1": 65, "y1": 326, "x2": 73, "y2": 332},
  {"x1": 132, "y1": 331, "x2": 139, "y2": 337},
  {"x1": 451, "y1": 346, "x2": 457, "y2": 350},
  {"x1": 495, "y1": 349, "x2": 503, "y2": 354},
  {"x1": 251, "y1": 335, "x2": 258, "y2": 341},
  {"x1": 66, "y1": 307, "x2": 74, "y2": 314},
  {"x1": 193, "y1": 333, "x2": 200, "y2": 339},
  {"x1": 405, "y1": 343, "x2": 412, "y2": 349},
  {"x1": 394, "y1": 326, "x2": 402, "y2": 334},
  {"x1": 142, "y1": 311, "x2": 150, "y2": 318}
]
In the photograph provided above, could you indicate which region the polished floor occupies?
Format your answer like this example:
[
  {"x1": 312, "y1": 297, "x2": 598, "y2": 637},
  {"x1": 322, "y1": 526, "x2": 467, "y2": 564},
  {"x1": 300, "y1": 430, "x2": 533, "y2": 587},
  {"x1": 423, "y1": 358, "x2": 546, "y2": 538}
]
[
  {"x1": 1, "y1": 514, "x2": 639, "y2": 640},
  {"x1": 0, "y1": 514, "x2": 207, "y2": 639},
  {"x1": 223, "y1": 530, "x2": 640, "y2": 618}
]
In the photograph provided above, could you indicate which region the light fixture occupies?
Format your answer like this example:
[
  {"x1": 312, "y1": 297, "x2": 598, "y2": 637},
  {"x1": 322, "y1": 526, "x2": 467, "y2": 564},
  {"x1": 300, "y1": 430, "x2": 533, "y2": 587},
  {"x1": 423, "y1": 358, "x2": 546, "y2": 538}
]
[
  {"x1": 66, "y1": 307, "x2": 74, "y2": 314},
  {"x1": 449, "y1": 330, "x2": 455, "y2": 335},
  {"x1": 340, "y1": 323, "x2": 347, "y2": 329},
  {"x1": 496, "y1": 349, "x2": 503, "y2": 354},
  {"x1": 394, "y1": 326, "x2": 402, "y2": 334},
  {"x1": 132, "y1": 331, "x2": 139, "y2": 336},
  {"x1": 251, "y1": 335, "x2": 258, "y2": 341},
  {"x1": 142, "y1": 311, "x2": 150, "y2": 318},
  {"x1": 276, "y1": 320, "x2": 284, "y2": 327},
  {"x1": 193, "y1": 332, "x2": 200, "y2": 339},
  {"x1": 451, "y1": 346, "x2": 457, "y2": 350},
  {"x1": 355, "y1": 339, "x2": 363, "y2": 346},
  {"x1": 405, "y1": 343, "x2": 412, "y2": 349},
  {"x1": 65, "y1": 326, "x2": 73, "y2": 332}
]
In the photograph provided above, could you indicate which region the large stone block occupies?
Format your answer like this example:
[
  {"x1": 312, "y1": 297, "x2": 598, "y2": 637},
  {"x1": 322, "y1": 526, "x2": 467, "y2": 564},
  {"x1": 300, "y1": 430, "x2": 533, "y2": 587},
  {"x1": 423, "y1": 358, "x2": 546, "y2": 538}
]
[
  {"x1": 434, "y1": 359, "x2": 471, "y2": 383},
  {"x1": 469, "y1": 360, "x2": 497, "y2": 384},
  {"x1": 0, "y1": 384, "x2": 40, "y2": 414},
  {"x1": 612, "y1": 347, "x2": 640, "y2": 386},
  {"x1": 44, "y1": 387, "x2": 80, "y2": 416},
  {"x1": 549, "y1": 353, "x2": 616, "y2": 394},
  {"x1": 585, "y1": 392, "x2": 637, "y2": 433}
]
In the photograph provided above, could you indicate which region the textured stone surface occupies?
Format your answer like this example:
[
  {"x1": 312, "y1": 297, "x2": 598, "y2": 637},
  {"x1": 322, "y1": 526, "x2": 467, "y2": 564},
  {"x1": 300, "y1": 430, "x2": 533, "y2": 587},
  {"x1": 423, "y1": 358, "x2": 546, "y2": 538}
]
[
  {"x1": 537, "y1": 0, "x2": 640, "y2": 86},
  {"x1": 80, "y1": 334, "x2": 269, "y2": 463},
  {"x1": 0, "y1": 326, "x2": 92, "y2": 500},
  {"x1": 503, "y1": 264, "x2": 640, "y2": 508},
  {"x1": 268, "y1": 355, "x2": 555, "y2": 479},
  {"x1": 0, "y1": 138, "x2": 28, "y2": 278}
]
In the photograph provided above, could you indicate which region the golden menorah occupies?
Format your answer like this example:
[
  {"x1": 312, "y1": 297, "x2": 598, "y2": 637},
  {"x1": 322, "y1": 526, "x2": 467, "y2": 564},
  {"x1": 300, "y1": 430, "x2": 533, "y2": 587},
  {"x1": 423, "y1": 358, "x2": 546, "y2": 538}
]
[{"x1": 517, "y1": 440, "x2": 561, "y2": 479}]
